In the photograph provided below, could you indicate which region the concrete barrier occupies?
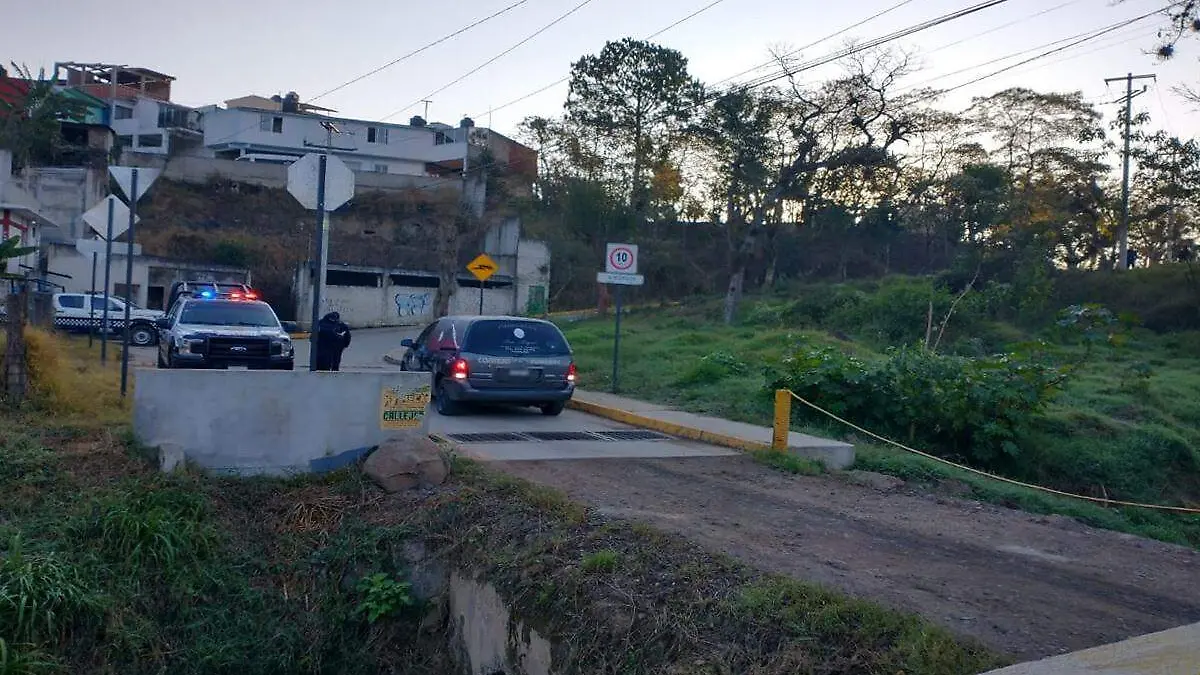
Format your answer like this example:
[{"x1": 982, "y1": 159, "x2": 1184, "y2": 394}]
[{"x1": 133, "y1": 368, "x2": 432, "y2": 476}]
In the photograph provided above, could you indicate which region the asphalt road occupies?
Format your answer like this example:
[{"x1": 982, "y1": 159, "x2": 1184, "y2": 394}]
[
  {"x1": 291, "y1": 325, "x2": 416, "y2": 369},
  {"x1": 129, "y1": 325, "x2": 732, "y2": 462}
]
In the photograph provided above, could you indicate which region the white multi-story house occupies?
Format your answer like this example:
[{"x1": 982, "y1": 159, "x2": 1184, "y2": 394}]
[
  {"x1": 53, "y1": 62, "x2": 202, "y2": 158},
  {"x1": 199, "y1": 92, "x2": 475, "y2": 177}
]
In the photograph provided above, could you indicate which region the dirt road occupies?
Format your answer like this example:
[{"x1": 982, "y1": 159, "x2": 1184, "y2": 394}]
[{"x1": 496, "y1": 455, "x2": 1200, "y2": 661}]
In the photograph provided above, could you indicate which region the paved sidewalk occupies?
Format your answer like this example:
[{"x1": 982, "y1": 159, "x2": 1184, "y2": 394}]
[
  {"x1": 569, "y1": 390, "x2": 854, "y2": 469},
  {"x1": 981, "y1": 621, "x2": 1200, "y2": 674}
]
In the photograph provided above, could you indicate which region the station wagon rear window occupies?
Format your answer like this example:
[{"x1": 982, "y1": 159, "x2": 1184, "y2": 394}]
[{"x1": 463, "y1": 320, "x2": 570, "y2": 357}]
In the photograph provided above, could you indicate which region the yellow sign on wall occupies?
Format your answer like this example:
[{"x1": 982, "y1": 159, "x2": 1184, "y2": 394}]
[{"x1": 380, "y1": 384, "x2": 431, "y2": 430}]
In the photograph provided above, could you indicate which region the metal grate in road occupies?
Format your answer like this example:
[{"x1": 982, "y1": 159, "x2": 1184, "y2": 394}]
[
  {"x1": 447, "y1": 432, "x2": 530, "y2": 443},
  {"x1": 522, "y1": 431, "x2": 604, "y2": 442},
  {"x1": 591, "y1": 430, "x2": 673, "y2": 442},
  {"x1": 445, "y1": 430, "x2": 676, "y2": 444}
]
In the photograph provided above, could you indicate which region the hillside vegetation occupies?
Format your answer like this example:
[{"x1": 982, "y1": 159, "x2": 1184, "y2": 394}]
[
  {"x1": 559, "y1": 271, "x2": 1200, "y2": 548},
  {"x1": 0, "y1": 333, "x2": 1004, "y2": 674}
]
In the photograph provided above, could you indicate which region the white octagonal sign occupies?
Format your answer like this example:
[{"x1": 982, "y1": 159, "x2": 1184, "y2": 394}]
[{"x1": 287, "y1": 153, "x2": 355, "y2": 211}]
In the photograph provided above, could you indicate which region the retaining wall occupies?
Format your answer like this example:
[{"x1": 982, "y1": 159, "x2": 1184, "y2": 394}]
[{"x1": 133, "y1": 368, "x2": 432, "y2": 475}]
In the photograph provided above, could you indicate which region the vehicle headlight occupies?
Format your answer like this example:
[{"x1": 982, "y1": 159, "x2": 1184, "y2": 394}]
[
  {"x1": 272, "y1": 337, "x2": 293, "y2": 356},
  {"x1": 176, "y1": 335, "x2": 204, "y2": 353}
]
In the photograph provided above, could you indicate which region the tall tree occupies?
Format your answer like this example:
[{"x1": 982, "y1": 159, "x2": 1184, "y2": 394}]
[
  {"x1": 566, "y1": 39, "x2": 704, "y2": 219},
  {"x1": 718, "y1": 49, "x2": 921, "y2": 323},
  {"x1": 1129, "y1": 132, "x2": 1200, "y2": 263},
  {"x1": 695, "y1": 88, "x2": 781, "y2": 320}
]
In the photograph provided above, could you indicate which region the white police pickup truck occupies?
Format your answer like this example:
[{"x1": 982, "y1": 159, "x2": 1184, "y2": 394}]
[{"x1": 51, "y1": 292, "x2": 165, "y2": 347}]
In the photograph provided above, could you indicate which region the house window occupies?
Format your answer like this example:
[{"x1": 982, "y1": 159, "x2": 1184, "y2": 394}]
[
  {"x1": 343, "y1": 161, "x2": 362, "y2": 172},
  {"x1": 137, "y1": 134, "x2": 164, "y2": 147},
  {"x1": 434, "y1": 131, "x2": 451, "y2": 145},
  {"x1": 117, "y1": 135, "x2": 133, "y2": 149},
  {"x1": 366, "y1": 126, "x2": 388, "y2": 144},
  {"x1": 260, "y1": 114, "x2": 283, "y2": 133},
  {"x1": 114, "y1": 105, "x2": 133, "y2": 120},
  {"x1": 374, "y1": 164, "x2": 388, "y2": 174}
]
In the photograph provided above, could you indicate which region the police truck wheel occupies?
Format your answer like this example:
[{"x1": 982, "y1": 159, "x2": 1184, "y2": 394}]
[{"x1": 129, "y1": 324, "x2": 156, "y2": 347}]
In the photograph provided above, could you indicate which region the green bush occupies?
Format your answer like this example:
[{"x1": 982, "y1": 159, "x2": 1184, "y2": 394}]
[{"x1": 770, "y1": 346, "x2": 1066, "y2": 467}]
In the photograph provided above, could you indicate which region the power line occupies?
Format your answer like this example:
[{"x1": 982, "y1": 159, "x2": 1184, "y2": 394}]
[
  {"x1": 916, "y1": 6, "x2": 1170, "y2": 101},
  {"x1": 308, "y1": 0, "x2": 531, "y2": 103},
  {"x1": 419, "y1": 7, "x2": 1178, "y2": 195},
  {"x1": 711, "y1": 0, "x2": 922, "y2": 88},
  {"x1": 922, "y1": 0, "x2": 1085, "y2": 56},
  {"x1": 730, "y1": 0, "x2": 1012, "y2": 92},
  {"x1": 897, "y1": 17, "x2": 1158, "y2": 95},
  {"x1": 204, "y1": 2, "x2": 537, "y2": 148},
  {"x1": 379, "y1": 0, "x2": 599, "y2": 121},
  {"x1": 475, "y1": 0, "x2": 730, "y2": 118}
]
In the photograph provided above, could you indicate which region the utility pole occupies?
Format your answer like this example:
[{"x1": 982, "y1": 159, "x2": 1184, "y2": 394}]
[
  {"x1": 421, "y1": 100, "x2": 432, "y2": 120},
  {"x1": 1104, "y1": 72, "x2": 1155, "y2": 270}
]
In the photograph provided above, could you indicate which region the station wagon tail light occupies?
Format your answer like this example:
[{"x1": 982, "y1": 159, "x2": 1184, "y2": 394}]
[
  {"x1": 451, "y1": 358, "x2": 469, "y2": 380},
  {"x1": 244, "y1": 291, "x2": 258, "y2": 300},
  {"x1": 567, "y1": 362, "x2": 577, "y2": 383}
]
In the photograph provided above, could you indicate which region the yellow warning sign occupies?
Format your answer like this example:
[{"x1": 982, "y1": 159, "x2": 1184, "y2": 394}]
[
  {"x1": 466, "y1": 253, "x2": 498, "y2": 283},
  {"x1": 380, "y1": 385, "x2": 431, "y2": 430}
]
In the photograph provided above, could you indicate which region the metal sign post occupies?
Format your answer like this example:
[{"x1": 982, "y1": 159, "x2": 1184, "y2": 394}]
[
  {"x1": 88, "y1": 251, "x2": 97, "y2": 348},
  {"x1": 286, "y1": 152, "x2": 355, "y2": 371},
  {"x1": 119, "y1": 168, "x2": 138, "y2": 397},
  {"x1": 101, "y1": 199, "x2": 115, "y2": 363},
  {"x1": 597, "y1": 243, "x2": 642, "y2": 394},
  {"x1": 107, "y1": 166, "x2": 159, "y2": 396},
  {"x1": 466, "y1": 253, "x2": 498, "y2": 316},
  {"x1": 82, "y1": 194, "x2": 138, "y2": 364},
  {"x1": 309, "y1": 155, "x2": 328, "y2": 371}
]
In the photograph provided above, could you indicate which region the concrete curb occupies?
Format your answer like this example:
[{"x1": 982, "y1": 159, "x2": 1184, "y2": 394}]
[{"x1": 567, "y1": 397, "x2": 773, "y2": 454}]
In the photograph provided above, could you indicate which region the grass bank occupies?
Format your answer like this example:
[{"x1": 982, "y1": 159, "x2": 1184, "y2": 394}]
[
  {"x1": 1, "y1": 331, "x2": 1007, "y2": 673},
  {"x1": 556, "y1": 279, "x2": 1200, "y2": 549}
]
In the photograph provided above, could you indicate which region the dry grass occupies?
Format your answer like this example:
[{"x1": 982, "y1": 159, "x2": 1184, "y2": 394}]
[{"x1": 1, "y1": 328, "x2": 127, "y2": 425}]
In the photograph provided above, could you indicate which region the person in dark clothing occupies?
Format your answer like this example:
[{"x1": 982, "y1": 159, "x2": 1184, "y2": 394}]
[{"x1": 315, "y1": 311, "x2": 352, "y2": 371}]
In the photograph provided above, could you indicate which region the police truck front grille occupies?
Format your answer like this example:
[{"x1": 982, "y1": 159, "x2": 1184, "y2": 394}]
[{"x1": 206, "y1": 337, "x2": 270, "y2": 358}]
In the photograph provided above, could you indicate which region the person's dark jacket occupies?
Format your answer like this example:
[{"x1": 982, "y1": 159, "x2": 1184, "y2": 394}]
[{"x1": 315, "y1": 312, "x2": 351, "y2": 371}]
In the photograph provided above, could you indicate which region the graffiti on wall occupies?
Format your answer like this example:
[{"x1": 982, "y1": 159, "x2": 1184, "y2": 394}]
[{"x1": 395, "y1": 292, "x2": 432, "y2": 317}]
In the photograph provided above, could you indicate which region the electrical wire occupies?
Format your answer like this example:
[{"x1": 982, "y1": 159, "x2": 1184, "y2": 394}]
[
  {"x1": 202, "y1": 2, "x2": 539, "y2": 147},
  {"x1": 473, "y1": 0, "x2": 730, "y2": 118},
  {"x1": 404, "y1": 5, "x2": 1180, "y2": 193},
  {"x1": 727, "y1": 0, "x2": 1012, "y2": 93},
  {"x1": 922, "y1": 0, "x2": 1085, "y2": 56},
  {"x1": 915, "y1": 4, "x2": 1172, "y2": 102},
  {"x1": 308, "y1": 0, "x2": 532, "y2": 103},
  {"x1": 897, "y1": 18, "x2": 1159, "y2": 95},
  {"x1": 711, "y1": 0, "x2": 923, "y2": 88},
  {"x1": 379, "y1": 0, "x2": 599, "y2": 121}
]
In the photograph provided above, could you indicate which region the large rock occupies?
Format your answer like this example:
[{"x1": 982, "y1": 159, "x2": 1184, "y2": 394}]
[{"x1": 363, "y1": 432, "x2": 449, "y2": 492}]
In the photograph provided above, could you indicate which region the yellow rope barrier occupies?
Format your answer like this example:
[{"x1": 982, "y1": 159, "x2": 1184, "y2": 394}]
[{"x1": 784, "y1": 389, "x2": 1200, "y2": 515}]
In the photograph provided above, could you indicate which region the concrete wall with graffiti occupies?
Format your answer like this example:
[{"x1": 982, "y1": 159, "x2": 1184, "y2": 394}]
[{"x1": 292, "y1": 238, "x2": 551, "y2": 330}]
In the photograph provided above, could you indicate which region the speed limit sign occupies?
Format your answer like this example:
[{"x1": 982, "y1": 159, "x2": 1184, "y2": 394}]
[{"x1": 605, "y1": 243, "x2": 638, "y2": 275}]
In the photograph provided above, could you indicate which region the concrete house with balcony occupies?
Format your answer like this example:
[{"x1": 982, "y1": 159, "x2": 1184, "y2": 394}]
[{"x1": 53, "y1": 62, "x2": 202, "y2": 159}]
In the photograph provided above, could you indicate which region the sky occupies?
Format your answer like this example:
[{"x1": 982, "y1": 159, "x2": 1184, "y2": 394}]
[{"x1": 5, "y1": 0, "x2": 1198, "y2": 142}]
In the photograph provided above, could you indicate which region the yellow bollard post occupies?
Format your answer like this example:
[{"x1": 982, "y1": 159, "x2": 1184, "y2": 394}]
[{"x1": 773, "y1": 389, "x2": 791, "y2": 452}]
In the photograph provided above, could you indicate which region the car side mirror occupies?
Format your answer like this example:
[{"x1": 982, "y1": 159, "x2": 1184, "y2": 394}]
[
  {"x1": 400, "y1": 338, "x2": 415, "y2": 348},
  {"x1": 154, "y1": 318, "x2": 170, "y2": 329},
  {"x1": 281, "y1": 320, "x2": 299, "y2": 333}
]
